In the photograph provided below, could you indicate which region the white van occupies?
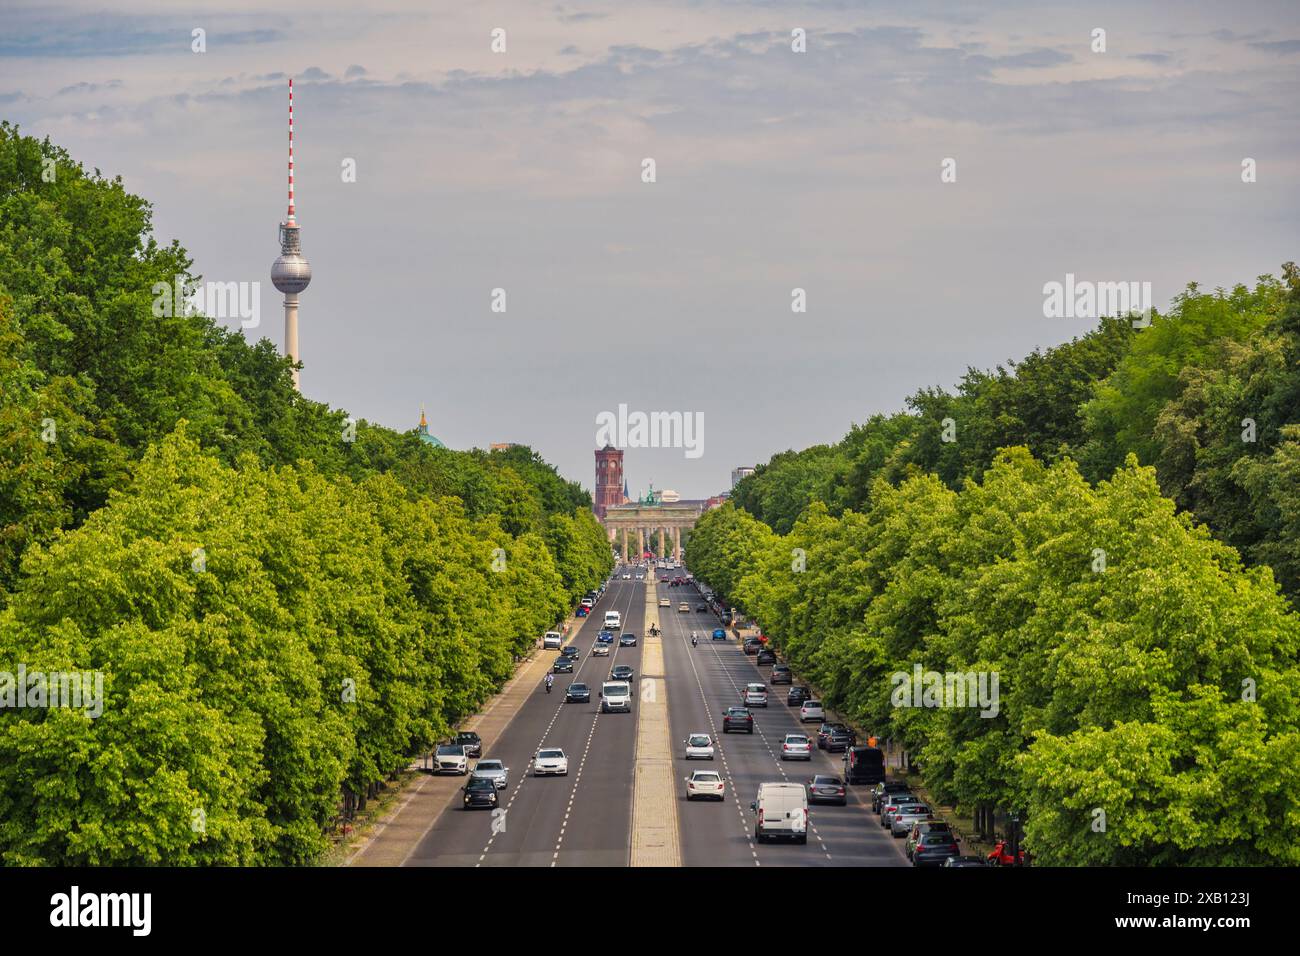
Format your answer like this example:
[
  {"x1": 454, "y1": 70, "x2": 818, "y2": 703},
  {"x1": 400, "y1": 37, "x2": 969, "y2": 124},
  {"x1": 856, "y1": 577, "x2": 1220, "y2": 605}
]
[
  {"x1": 600, "y1": 681, "x2": 631, "y2": 713},
  {"x1": 751, "y1": 782, "x2": 809, "y2": 844},
  {"x1": 542, "y1": 631, "x2": 563, "y2": 649},
  {"x1": 604, "y1": 611, "x2": 622, "y2": 630}
]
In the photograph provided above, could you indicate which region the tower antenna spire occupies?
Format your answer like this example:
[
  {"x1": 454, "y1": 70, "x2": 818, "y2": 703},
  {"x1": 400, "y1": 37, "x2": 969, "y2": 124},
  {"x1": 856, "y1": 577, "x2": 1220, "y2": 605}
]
[{"x1": 271, "y1": 76, "x2": 311, "y2": 390}]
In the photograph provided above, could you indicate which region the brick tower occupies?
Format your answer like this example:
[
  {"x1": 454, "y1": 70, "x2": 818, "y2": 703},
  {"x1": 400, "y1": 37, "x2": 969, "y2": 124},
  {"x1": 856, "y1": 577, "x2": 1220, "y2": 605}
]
[{"x1": 594, "y1": 444, "x2": 624, "y2": 521}]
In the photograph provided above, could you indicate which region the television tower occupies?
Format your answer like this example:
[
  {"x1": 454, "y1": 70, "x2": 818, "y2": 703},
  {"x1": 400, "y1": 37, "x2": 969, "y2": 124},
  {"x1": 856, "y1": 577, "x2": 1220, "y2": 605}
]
[{"x1": 271, "y1": 77, "x2": 311, "y2": 389}]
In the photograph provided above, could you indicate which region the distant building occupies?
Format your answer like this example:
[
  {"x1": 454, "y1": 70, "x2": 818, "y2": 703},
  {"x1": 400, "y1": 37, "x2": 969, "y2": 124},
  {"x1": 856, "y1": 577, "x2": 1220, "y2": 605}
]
[
  {"x1": 731, "y1": 466, "x2": 755, "y2": 488},
  {"x1": 594, "y1": 445, "x2": 625, "y2": 521},
  {"x1": 490, "y1": 442, "x2": 520, "y2": 451},
  {"x1": 417, "y1": 405, "x2": 446, "y2": 448}
]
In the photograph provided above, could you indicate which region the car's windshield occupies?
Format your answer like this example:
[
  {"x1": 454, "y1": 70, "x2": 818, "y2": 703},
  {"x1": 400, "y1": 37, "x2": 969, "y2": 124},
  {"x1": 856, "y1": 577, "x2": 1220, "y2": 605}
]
[
  {"x1": 689, "y1": 735, "x2": 710, "y2": 746},
  {"x1": 538, "y1": 750, "x2": 564, "y2": 759},
  {"x1": 693, "y1": 773, "x2": 721, "y2": 783},
  {"x1": 475, "y1": 761, "x2": 502, "y2": 771},
  {"x1": 570, "y1": 684, "x2": 587, "y2": 692},
  {"x1": 436, "y1": 745, "x2": 463, "y2": 756}
]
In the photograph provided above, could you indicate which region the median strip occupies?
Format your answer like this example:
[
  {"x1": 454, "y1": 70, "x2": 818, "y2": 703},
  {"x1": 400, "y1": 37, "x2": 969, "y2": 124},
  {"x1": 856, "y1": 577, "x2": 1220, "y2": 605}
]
[{"x1": 630, "y1": 578, "x2": 681, "y2": 866}]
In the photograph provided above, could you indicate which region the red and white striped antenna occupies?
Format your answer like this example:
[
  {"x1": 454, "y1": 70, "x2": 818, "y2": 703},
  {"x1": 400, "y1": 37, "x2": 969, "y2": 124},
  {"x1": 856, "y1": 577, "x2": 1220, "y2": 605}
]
[{"x1": 286, "y1": 77, "x2": 296, "y2": 222}]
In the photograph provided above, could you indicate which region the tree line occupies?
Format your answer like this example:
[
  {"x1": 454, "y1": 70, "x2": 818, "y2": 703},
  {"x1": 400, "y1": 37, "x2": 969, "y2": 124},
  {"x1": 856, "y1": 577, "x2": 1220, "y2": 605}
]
[
  {"x1": 0, "y1": 124, "x2": 613, "y2": 863},
  {"x1": 689, "y1": 266, "x2": 1300, "y2": 865}
]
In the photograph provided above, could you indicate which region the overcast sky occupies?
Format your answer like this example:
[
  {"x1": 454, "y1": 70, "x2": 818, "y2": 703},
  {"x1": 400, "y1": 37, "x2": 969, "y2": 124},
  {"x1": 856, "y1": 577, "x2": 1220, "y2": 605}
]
[{"x1": 3, "y1": 1, "x2": 1298, "y2": 497}]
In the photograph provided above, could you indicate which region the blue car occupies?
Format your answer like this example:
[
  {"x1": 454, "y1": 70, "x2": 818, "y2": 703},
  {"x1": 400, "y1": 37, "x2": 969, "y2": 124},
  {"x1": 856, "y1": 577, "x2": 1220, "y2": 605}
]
[
  {"x1": 712, "y1": 628, "x2": 726, "y2": 641},
  {"x1": 597, "y1": 630, "x2": 615, "y2": 644}
]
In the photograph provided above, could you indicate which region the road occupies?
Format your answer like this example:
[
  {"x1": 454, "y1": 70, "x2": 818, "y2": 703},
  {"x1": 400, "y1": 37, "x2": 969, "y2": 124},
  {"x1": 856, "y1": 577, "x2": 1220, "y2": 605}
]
[{"x1": 401, "y1": 569, "x2": 907, "y2": 867}]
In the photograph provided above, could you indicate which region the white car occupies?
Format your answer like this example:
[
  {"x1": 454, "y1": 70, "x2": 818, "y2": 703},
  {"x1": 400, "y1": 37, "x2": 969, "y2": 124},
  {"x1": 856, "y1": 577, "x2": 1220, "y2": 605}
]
[
  {"x1": 684, "y1": 733, "x2": 715, "y2": 760},
  {"x1": 470, "y1": 759, "x2": 510, "y2": 789},
  {"x1": 434, "y1": 743, "x2": 469, "y2": 775},
  {"x1": 678, "y1": 602, "x2": 690, "y2": 612},
  {"x1": 542, "y1": 631, "x2": 563, "y2": 649},
  {"x1": 744, "y1": 682, "x2": 768, "y2": 707},
  {"x1": 533, "y1": 748, "x2": 569, "y2": 776},
  {"x1": 622, "y1": 573, "x2": 632, "y2": 579},
  {"x1": 780, "y1": 733, "x2": 812, "y2": 761},
  {"x1": 799, "y1": 700, "x2": 825, "y2": 723},
  {"x1": 685, "y1": 770, "x2": 726, "y2": 801},
  {"x1": 659, "y1": 598, "x2": 671, "y2": 607},
  {"x1": 592, "y1": 643, "x2": 610, "y2": 657}
]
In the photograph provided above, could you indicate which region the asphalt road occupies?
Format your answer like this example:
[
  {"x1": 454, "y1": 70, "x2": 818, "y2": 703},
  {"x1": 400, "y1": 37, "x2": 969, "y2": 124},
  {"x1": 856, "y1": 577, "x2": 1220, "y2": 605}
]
[
  {"x1": 401, "y1": 569, "x2": 907, "y2": 867},
  {"x1": 405, "y1": 575, "x2": 644, "y2": 866}
]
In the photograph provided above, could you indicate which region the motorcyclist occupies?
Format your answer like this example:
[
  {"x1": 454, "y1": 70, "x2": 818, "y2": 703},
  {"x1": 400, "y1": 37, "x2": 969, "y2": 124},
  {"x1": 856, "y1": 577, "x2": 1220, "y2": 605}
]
[
  {"x1": 691, "y1": 630, "x2": 698, "y2": 647},
  {"x1": 544, "y1": 673, "x2": 554, "y2": 693}
]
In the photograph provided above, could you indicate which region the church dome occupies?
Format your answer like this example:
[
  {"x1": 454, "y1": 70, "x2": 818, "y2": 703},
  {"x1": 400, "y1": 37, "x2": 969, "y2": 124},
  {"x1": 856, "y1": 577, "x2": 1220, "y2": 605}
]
[{"x1": 417, "y1": 406, "x2": 446, "y2": 448}]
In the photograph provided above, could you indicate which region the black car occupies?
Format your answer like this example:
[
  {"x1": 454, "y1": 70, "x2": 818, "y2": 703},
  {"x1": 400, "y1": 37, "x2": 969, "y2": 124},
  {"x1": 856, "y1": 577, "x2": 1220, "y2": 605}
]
[
  {"x1": 696, "y1": 604, "x2": 708, "y2": 612},
  {"x1": 552, "y1": 657, "x2": 574, "y2": 674},
  {"x1": 755, "y1": 649, "x2": 777, "y2": 666},
  {"x1": 560, "y1": 645, "x2": 580, "y2": 659},
  {"x1": 823, "y1": 727, "x2": 854, "y2": 753},
  {"x1": 610, "y1": 664, "x2": 634, "y2": 681},
  {"x1": 462, "y1": 776, "x2": 499, "y2": 809},
  {"x1": 816, "y1": 722, "x2": 848, "y2": 748},
  {"x1": 565, "y1": 682, "x2": 590, "y2": 703},
  {"x1": 619, "y1": 633, "x2": 638, "y2": 646},
  {"x1": 769, "y1": 664, "x2": 793, "y2": 684},
  {"x1": 872, "y1": 780, "x2": 913, "y2": 813},
  {"x1": 912, "y1": 828, "x2": 962, "y2": 867},
  {"x1": 722, "y1": 707, "x2": 754, "y2": 734},
  {"x1": 787, "y1": 686, "x2": 811, "y2": 707},
  {"x1": 807, "y1": 774, "x2": 848, "y2": 806},
  {"x1": 454, "y1": 731, "x2": 482, "y2": 758}
]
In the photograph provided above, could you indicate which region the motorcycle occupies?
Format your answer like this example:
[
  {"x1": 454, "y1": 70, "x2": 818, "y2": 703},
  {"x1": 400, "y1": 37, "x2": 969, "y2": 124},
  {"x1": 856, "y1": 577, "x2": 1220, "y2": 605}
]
[
  {"x1": 691, "y1": 634, "x2": 698, "y2": 648},
  {"x1": 545, "y1": 676, "x2": 553, "y2": 694},
  {"x1": 986, "y1": 840, "x2": 1025, "y2": 866}
]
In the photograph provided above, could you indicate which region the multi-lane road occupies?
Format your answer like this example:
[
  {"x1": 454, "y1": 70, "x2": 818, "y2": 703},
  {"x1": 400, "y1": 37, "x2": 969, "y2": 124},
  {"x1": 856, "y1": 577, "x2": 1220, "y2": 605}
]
[{"x1": 402, "y1": 571, "x2": 907, "y2": 867}]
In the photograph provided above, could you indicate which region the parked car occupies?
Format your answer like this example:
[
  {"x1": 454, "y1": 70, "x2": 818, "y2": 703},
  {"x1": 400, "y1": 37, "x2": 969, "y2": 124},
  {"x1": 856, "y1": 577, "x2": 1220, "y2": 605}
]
[
  {"x1": 684, "y1": 733, "x2": 716, "y2": 760},
  {"x1": 807, "y1": 774, "x2": 848, "y2": 806},
  {"x1": 756, "y1": 649, "x2": 777, "y2": 666},
  {"x1": 462, "y1": 776, "x2": 499, "y2": 809},
  {"x1": 799, "y1": 700, "x2": 825, "y2": 723},
  {"x1": 543, "y1": 631, "x2": 563, "y2": 649},
  {"x1": 944, "y1": 856, "x2": 992, "y2": 868},
  {"x1": 781, "y1": 733, "x2": 813, "y2": 760},
  {"x1": 434, "y1": 743, "x2": 469, "y2": 775},
  {"x1": 685, "y1": 770, "x2": 726, "y2": 801},
  {"x1": 565, "y1": 682, "x2": 591, "y2": 703},
  {"x1": 533, "y1": 748, "x2": 569, "y2": 776},
  {"x1": 470, "y1": 759, "x2": 509, "y2": 790},
  {"x1": 769, "y1": 664, "x2": 792, "y2": 684},
  {"x1": 817, "y1": 724, "x2": 854, "y2": 753},
  {"x1": 723, "y1": 707, "x2": 755, "y2": 734},
  {"x1": 907, "y1": 821, "x2": 957, "y2": 863},
  {"x1": 871, "y1": 780, "x2": 912, "y2": 813},
  {"x1": 575, "y1": 606, "x2": 588, "y2": 617},
  {"x1": 787, "y1": 686, "x2": 811, "y2": 707},
  {"x1": 454, "y1": 731, "x2": 482, "y2": 758},
  {"x1": 742, "y1": 639, "x2": 762, "y2": 656},
  {"x1": 891, "y1": 804, "x2": 934, "y2": 837},
  {"x1": 751, "y1": 782, "x2": 808, "y2": 844},
  {"x1": 881, "y1": 794, "x2": 926, "y2": 828}
]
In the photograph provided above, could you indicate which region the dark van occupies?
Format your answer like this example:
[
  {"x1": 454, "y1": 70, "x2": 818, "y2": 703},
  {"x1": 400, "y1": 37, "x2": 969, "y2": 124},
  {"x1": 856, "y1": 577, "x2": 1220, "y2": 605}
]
[{"x1": 844, "y1": 745, "x2": 885, "y2": 785}]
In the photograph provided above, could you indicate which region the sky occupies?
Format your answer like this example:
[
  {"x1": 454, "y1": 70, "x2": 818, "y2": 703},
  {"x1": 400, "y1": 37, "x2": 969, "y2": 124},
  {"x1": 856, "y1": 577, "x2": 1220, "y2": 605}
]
[{"x1": 2, "y1": 0, "x2": 1298, "y2": 498}]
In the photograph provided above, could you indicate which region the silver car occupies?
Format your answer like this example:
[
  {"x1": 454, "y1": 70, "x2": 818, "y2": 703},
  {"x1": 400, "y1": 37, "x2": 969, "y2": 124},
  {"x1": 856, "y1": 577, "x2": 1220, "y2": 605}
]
[
  {"x1": 881, "y1": 795, "x2": 927, "y2": 828},
  {"x1": 891, "y1": 804, "x2": 934, "y2": 837},
  {"x1": 470, "y1": 758, "x2": 510, "y2": 790},
  {"x1": 684, "y1": 733, "x2": 715, "y2": 760},
  {"x1": 780, "y1": 733, "x2": 812, "y2": 761}
]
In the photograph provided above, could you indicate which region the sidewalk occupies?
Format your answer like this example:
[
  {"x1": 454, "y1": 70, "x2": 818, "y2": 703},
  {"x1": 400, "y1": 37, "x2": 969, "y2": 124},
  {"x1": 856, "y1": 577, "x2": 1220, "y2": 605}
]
[{"x1": 344, "y1": 618, "x2": 584, "y2": 866}]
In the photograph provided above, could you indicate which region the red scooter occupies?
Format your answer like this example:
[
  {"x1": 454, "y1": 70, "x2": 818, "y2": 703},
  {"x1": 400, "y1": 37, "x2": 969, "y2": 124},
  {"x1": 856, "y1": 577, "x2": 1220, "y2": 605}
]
[{"x1": 987, "y1": 840, "x2": 1025, "y2": 866}]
